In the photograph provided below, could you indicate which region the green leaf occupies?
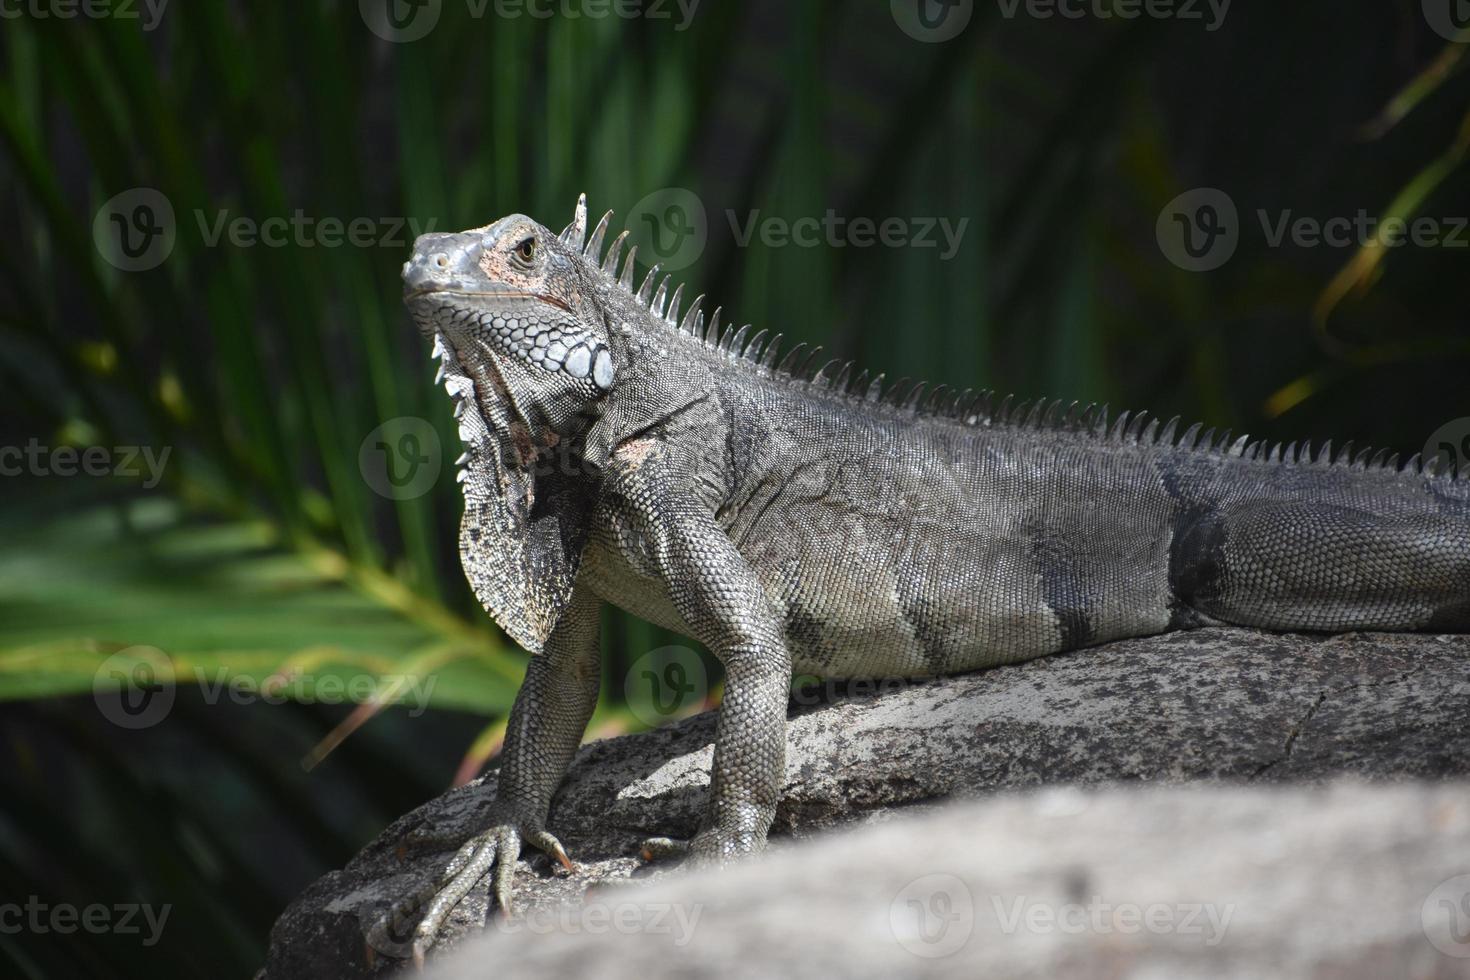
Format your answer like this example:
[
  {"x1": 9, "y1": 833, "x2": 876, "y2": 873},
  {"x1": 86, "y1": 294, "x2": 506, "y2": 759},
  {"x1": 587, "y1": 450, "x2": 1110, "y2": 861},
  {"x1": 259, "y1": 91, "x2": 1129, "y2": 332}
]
[{"x1": 0, "y1": 492, "x2": 521, "y2": 716}]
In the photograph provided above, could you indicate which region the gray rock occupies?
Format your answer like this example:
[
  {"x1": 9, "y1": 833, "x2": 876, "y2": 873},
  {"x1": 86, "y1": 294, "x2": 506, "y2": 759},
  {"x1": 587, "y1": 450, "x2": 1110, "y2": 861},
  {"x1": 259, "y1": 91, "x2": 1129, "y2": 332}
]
[
  {"x1": 429, "y1": 781, "x2": 1470, "y2": 980},
  {"x1": 264, "y1": 628, "x2": 1470, "y2": 978}
]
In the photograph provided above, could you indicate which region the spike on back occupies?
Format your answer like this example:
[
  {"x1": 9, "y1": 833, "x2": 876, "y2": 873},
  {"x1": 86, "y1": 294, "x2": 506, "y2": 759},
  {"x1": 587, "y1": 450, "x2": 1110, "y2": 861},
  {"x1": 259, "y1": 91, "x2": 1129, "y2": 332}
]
[
  {"x1": 619, "y1": 246, "x2": 638, "y2": 289},
  {"x1": 743, "y1": 329, "x2": 769, "y2": 360},
  {"x1": 602, "y1": 230, "x2": 629, "y2": 274},
  {"x1": 561, "y1": 193, "x2": 588, "y2": 249},
  {"x1": 729, "y1": 324, "x2": 752, "y2": 356},
  {"x1": 637, "y1": 266, "x2": 661, "y2": 303},
  {"x1": 679, "y1": 296, "x2": 705, "y2": 335},
  {"x1": 777, "y1": 343, "x2": 809, "y2": 375},
  {"x1": 651, "y1": 276, "x2": 671, "y2": 318},
  {"x1": 760, "y1": 335, "x2": 784, "y2": 370},
  {"x1": 584, "y1": 210, "x2": 612, "y2": 261},
  {"x1": 567, "y1": 196, "x2": 1450, "y2": 478}
]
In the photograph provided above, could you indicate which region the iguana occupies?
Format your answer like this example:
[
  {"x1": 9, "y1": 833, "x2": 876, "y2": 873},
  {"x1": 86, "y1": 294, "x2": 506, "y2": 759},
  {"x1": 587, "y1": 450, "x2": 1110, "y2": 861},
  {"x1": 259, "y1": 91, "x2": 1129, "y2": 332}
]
[{"x1": 377, "y1": 194, "x2": 1469, "y2": 963}]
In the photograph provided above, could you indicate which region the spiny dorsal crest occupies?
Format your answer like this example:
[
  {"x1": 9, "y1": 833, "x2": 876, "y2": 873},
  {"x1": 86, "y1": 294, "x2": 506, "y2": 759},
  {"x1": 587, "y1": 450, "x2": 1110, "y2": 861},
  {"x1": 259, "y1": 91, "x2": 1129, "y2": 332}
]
[{"x1": 560, "y1": 197, "x2": 1464, "y2": 484}]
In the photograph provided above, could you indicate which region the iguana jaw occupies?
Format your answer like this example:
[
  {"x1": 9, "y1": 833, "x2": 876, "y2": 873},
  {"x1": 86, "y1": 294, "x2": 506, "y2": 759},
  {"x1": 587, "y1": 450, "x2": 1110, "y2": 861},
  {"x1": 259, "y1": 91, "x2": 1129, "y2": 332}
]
[{"x1": 407, "y1": 287, "x2": 613, "y2": 396}]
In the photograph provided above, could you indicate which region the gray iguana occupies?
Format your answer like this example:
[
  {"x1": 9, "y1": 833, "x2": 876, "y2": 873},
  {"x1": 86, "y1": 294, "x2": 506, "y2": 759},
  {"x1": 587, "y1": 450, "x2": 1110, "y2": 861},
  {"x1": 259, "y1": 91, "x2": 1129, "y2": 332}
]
[{"x1": 376, "y1": 194, "x2": 1470, "y2": 962}]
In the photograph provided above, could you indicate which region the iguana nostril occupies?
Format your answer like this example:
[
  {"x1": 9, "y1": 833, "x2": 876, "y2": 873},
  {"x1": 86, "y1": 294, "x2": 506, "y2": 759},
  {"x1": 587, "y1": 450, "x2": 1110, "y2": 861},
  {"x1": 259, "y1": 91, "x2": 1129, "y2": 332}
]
[{"x1": 434, "y1": 253, "x2": 450, "y2": 269}]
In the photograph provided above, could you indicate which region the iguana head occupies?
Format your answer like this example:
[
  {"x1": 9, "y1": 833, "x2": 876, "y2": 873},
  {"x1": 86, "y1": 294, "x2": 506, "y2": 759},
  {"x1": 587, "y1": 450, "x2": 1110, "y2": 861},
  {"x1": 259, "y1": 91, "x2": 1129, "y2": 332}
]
[
  {"x1": 403, "y1": 196, "x2": 613, "y2": 652},
  {"x1": 403, "y1": 199, "x2": 616, "y2": 430}
]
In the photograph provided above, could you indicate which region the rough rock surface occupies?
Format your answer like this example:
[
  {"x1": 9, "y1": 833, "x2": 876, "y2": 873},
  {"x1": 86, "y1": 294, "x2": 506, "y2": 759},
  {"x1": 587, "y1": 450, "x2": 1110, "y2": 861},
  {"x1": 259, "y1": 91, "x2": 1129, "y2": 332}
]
[
  {"x1": 264, "y1": 628, "x2": 1470, "y2": 978},
  {"x1": 428, "y1": 781, "x2": 1470, "y2": 980}
]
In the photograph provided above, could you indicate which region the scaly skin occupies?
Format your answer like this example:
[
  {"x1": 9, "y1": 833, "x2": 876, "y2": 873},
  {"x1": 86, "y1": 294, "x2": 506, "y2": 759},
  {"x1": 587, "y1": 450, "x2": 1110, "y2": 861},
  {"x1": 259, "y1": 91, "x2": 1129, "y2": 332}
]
[{"x1": 378, "y1": 195, "x2": 1470, "y2": 962}]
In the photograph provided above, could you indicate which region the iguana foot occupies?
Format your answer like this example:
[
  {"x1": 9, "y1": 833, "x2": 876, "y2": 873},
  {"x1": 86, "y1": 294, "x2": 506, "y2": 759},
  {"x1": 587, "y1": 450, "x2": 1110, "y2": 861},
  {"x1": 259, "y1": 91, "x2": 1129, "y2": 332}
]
[{"x1": 365, "y1": 818, "x2": 574, "y2": 969}]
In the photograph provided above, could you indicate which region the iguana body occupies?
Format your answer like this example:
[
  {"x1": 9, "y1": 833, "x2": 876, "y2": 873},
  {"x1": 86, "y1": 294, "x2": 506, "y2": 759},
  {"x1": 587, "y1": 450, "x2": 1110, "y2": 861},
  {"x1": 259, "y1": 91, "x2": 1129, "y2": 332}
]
[{"x1": 380, "y1": 196, "x2": 1469, "y2": 961}]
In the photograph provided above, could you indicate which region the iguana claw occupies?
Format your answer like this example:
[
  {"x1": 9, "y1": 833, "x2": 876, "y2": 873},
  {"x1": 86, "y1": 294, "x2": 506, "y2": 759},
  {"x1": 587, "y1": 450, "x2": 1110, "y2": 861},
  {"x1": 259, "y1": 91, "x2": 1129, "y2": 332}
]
[
  {"x1": 366, "y1": 820, "x2": 575, "y2": 968},
  {"x1": 638, "y1": 836, "x2": 691, "y2": 862}
]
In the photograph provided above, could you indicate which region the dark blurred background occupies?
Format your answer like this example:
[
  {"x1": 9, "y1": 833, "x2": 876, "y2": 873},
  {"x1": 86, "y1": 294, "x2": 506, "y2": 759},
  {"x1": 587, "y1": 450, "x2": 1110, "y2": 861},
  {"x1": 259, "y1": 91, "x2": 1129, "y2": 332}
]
[{"x1": 0, "y1": 1, "x2": 1466, "y2": 975}]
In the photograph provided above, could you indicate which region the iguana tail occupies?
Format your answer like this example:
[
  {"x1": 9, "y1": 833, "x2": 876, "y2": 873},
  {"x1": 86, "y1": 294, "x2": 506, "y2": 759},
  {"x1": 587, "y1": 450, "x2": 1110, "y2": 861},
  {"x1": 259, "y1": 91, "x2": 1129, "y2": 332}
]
[{"x1": 1173, "y1": 478, "x2": 1470, "y2": 633}]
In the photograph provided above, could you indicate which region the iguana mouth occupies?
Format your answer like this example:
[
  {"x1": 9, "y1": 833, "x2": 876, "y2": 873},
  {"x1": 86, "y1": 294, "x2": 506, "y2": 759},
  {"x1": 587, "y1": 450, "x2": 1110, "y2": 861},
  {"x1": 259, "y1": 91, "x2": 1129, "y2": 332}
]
[{"x1": 405, "y1": 285, "x2": 575, "y2": 317}]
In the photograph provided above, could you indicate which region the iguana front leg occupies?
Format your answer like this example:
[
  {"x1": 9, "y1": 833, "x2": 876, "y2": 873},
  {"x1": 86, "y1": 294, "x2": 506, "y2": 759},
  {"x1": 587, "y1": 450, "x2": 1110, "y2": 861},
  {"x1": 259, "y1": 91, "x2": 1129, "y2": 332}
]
[
  {"x1": 368, "y1": 588, "x2": 602, "y2": 966},
  {"x1": 605, "y1": 448, "x2": 791, "y2": 863}
]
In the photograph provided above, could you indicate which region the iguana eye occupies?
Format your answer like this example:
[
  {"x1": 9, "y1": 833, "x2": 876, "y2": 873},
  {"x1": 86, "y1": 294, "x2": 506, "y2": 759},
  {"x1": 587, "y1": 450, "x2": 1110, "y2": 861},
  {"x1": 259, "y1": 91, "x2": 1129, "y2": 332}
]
[{"x1": 513, "y1": 237, "x2": 537, "y2": 265}]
